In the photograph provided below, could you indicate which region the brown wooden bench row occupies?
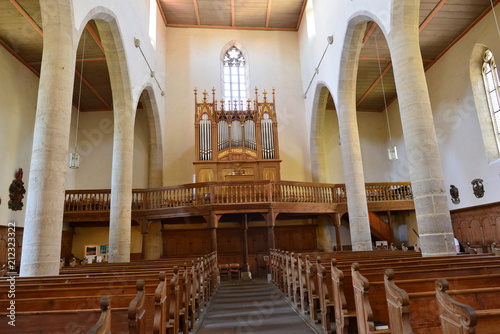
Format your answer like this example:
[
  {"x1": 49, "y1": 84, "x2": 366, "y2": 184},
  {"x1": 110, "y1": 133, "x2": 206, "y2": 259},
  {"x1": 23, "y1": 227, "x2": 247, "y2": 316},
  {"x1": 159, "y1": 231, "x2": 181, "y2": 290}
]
[
  {"x1": 270, "y1": 248, "x2": 500, "y2": 334},
  {"x1": 0, "y1": 252, "x2": 219, "y2": 333}
]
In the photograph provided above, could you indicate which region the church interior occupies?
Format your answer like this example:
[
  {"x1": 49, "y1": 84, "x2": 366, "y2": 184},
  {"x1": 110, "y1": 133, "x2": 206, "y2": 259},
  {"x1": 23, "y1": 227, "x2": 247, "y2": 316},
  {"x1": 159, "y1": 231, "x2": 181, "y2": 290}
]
[{"x1": 1, "y1": 0, "x2": 500, "y2": 332}]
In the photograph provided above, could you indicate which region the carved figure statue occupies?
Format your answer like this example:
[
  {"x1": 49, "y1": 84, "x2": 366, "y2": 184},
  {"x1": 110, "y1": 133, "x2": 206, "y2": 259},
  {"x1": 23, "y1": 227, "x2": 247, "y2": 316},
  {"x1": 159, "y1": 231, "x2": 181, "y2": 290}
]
[{"x1": 8, "y1": 168, "x2": 26, "y2": 211}]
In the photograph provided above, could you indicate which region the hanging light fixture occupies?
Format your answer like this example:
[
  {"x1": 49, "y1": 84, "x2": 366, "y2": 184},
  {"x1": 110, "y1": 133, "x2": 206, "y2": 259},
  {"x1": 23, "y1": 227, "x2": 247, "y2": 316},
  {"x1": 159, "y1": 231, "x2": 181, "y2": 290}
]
[
  {"x1": 69, "y1": 30, "x2": 87, "y2": 169},
  {"x1": 374, "y1": 30, "x2": 398, "y2": 161}
]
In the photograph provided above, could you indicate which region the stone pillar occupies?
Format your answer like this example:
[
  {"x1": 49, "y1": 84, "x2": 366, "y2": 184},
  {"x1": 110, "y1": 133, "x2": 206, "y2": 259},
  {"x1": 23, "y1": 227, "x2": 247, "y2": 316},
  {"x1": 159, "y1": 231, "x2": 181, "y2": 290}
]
[
  {"x1": 389, "y1": 0, "x2": 455, "y2": 256},
  {"x1": 142, "y1": 220, "x2": 163, "y2": 260},
  {"x1": 20, "y1": 0, "x2": 75, "y2": 277},
  {"x1": 337, "y1": 22, "x2": 372, "y2": 251},
  {"x1": 108, "y1": 106, "x2": 134, "y2": 262},
  {"x1": 209, "y1": 211, "x2": 219, "y2": 252},
  {"x1": 316, "y1": 215, "x2": 334, "y2": 251},
  {"x1": 332, "y1": 213, "x2": 343, "y2": 251}
]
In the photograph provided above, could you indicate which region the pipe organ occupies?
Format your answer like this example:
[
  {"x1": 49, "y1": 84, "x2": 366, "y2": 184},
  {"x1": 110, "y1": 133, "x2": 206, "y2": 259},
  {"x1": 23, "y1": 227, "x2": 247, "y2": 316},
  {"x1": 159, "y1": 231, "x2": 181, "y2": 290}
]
[{"x1": 194, "y1": 88, "x2": 281, "y2": 182}]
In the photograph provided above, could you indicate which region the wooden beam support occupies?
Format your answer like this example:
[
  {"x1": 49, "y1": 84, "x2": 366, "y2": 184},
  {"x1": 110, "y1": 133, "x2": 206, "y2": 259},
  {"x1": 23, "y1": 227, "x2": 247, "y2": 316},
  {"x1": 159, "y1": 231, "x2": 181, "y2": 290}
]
[
  {"x1": 0, "y1": 40, "x2": 39, "y2": 77},
  {"x1": 9, "y1": 0, "x2": 43, "y2": 36},
  {"x1": 231, "y1": 0, "x2": 235, "y2": 27},
  {"x1": 419, "y1": 0, "x2": 447, "y2": 32},
  {"x1": 85, "y1": 24, "x2": 105, "y2": 54},
  {"x1": 363, "y1": 22, "x2": 377, "y2": 44},
  {"x1": 75, "y1": 69, "x2": 113, "y2": 111},
  {"x1": 356, "y1": 62, "x2": 393, "y2": 107},
  {"x1": 156, "y1": 0, "x2": 168, "y2": 26},
  {"x1": 193, "y1": 0, "x2": 201, "y2": 26},
  {"x1": 265, "y1": 0, "x2": 273, "y2": 29}
]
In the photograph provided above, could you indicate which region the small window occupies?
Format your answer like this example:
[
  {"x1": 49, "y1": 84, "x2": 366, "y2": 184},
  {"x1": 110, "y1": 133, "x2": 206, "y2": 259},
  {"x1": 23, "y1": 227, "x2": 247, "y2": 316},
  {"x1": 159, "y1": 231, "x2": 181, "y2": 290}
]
[
  {"x1": 223, "y1": 46, "x2": 247, "y2": 110},
  {"x1": 481, "y1": 49, "x2": 500, "y2": 152}
]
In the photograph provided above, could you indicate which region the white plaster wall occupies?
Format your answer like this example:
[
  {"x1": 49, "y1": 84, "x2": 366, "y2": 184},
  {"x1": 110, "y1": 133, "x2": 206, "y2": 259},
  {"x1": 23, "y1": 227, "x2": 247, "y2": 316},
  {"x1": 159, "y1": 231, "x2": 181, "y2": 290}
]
[
  {"x1": 66, "y1": 108, "x2": 149, "y2": 190},
  {"x1": 358, "y1": 111, "x2": 393, "y2": 182},
  {"x1": 0, "y1": 47, "x2": 38, "y2": 228},
  {"x1": 299, "y1": 1, "x2": 395, "y2": 184},
  {"x1": 425, "y1": 6, "x2": 500, "y2": 210},
  {"x1": 163, "y1": 28, "x2": 310, "y2": 185},
  {"x1": 72, "y1": 0, "x2": 167, "y2": 116}
]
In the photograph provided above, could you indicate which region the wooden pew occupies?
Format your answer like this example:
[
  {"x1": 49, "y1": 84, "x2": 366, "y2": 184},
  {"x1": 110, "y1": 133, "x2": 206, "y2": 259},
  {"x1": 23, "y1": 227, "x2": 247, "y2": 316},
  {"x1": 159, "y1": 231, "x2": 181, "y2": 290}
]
[
  {"x1": 88, "y1": 296, "x2": 111, "y2": 334},
  {"x1": 0, "y1": 252, "x2": 218, "y2": 333},
  {"x1": 435, "y1": 278, "x2": 500, "y2": 334},
  {"x1": 383, "y1": 269, "x2": 500, "y2": 333},
  {"x1": 317, "y1": 258, "x2": 335, "y2": 334}
]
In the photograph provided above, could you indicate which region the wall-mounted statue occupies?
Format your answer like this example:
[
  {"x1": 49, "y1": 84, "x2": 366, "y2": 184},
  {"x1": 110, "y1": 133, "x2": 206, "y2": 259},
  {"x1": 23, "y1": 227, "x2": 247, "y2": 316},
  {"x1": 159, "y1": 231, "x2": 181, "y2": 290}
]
[
  {"x1": 449, "y1": 185, "x2": 460, "y2": 204},
  {"x1": 8, "y1": 168, "x2": 26, "y2": 211},
  {"x1": 471, "y1": 178, "x2": 484, "y2": 198}
]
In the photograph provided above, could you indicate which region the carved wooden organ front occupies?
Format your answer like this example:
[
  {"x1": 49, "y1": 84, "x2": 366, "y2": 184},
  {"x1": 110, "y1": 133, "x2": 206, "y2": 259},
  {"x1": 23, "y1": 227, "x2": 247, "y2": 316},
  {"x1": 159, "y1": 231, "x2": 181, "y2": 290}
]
[{"x1": 194, "y1": 88, "x2": 281, "y2": 182}]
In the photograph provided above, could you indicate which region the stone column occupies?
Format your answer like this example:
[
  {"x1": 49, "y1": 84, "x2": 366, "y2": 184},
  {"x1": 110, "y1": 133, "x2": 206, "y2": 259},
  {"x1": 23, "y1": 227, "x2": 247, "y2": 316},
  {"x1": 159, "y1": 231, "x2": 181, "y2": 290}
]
[
  {"x1": 209, "y1": 211, "x2": 219, "y2": 252},
  {"x1": 389, "y1": 0, "x2": 455, "y2": 256},
  {"x1": 142, "y1": 220, "x2": 163, "y2": 260},
  {"x1": 20, "y1": 0, "x2": 75, "y2": 277},
  {"x1": 108, "y1": 105, "x2": 134, "y2": 262},
  {"x1": 337, "y1": 22, "x2": 372, "y2": 251},
  {"x1": 332, "y1": 213, "x2": 343, "y2": 251}
]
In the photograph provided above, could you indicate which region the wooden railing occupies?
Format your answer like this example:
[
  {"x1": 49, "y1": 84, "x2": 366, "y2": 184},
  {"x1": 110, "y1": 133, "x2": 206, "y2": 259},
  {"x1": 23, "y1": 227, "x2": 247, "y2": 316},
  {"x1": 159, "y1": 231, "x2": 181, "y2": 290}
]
[{"x1": 64, "y1": 181, "x2": 412, "y2": 212}]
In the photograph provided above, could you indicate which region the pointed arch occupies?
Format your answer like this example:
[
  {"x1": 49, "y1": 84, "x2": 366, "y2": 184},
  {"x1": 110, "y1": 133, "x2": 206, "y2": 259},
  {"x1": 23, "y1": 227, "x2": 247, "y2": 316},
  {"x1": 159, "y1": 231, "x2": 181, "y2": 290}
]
[
  {"x1": 136, "y1": 86, "x2": 164, "y2": 188},
  {"x1": 470, "y1": 43, "x2": 500, "y2": 163},
  {"x1": 220, "y1": 40, "x2": 250, "y2": 110}
]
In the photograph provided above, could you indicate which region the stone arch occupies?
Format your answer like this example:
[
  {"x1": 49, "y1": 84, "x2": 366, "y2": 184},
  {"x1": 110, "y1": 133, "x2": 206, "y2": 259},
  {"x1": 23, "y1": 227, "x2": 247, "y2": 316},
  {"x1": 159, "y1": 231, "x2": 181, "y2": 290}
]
[
  {"x1": 469, "y1": 43, "x2": 500, "y2": 163},
  {"x1": 336, "y1": 16, "x2": 373, "y2": 251},
  {"x1": 310, "y1": 83, "x2": 333, "y2": 183},
  {"x1": 78, "y1": 8, "x2": 135, "y2": 263},
  {"x1": 136, "y1": 86, "x2": 164, "y2": 188}
]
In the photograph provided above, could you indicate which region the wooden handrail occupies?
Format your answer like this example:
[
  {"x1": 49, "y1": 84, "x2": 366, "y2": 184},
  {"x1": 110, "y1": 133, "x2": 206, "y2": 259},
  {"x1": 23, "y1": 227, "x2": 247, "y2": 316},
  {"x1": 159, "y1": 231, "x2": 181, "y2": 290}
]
[{"x1": 64, "y1": 181, "x2": 412, "y2": 212}]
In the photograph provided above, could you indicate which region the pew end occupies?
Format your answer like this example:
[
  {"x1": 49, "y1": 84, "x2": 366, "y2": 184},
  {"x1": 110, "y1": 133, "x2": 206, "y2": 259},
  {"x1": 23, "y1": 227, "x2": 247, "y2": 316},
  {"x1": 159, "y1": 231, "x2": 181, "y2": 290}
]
[{"x1": 88, "y1": 296, "x2": 111, "y2": 334}]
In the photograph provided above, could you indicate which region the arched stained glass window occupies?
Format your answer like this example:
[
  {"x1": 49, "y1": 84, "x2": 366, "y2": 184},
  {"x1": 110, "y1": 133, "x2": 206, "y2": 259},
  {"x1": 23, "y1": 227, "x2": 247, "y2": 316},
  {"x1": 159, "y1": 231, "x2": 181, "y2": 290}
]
[
  {"x1": 223, "y1": 46, "x2": 247, "y2": 110},
  {"x1": 482, "y1": 49, "x2": 500, "y2": 153}
]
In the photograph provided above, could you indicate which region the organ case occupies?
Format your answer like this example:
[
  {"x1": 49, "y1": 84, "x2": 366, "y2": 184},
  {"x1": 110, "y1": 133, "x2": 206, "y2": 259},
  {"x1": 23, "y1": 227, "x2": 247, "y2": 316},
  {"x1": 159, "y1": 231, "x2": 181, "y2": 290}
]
[{"x1": 194, "y1": 88, "x2": 281, "y2": 182}]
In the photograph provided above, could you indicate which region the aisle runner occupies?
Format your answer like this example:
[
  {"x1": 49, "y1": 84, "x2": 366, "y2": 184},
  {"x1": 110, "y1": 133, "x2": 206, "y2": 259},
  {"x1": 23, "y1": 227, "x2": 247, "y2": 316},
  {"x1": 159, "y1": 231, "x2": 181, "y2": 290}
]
[{"x1": 196, "y1": 280, "x2": 319, "y2": 334}]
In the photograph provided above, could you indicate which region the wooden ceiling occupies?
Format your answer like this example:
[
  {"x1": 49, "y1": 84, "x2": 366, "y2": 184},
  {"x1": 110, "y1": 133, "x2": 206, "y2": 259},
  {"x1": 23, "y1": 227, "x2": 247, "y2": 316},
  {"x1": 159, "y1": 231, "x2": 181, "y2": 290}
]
[{"x1": 0, "y1": 0, "x2": 498, "y2": 113}]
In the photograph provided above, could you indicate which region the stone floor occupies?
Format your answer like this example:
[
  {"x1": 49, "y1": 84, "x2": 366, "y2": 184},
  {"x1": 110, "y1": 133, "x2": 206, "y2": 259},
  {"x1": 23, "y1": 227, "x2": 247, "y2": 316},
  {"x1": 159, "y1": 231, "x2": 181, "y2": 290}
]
[{"x1": 195, "y1": 279, "x2": 320, "y2": 334}]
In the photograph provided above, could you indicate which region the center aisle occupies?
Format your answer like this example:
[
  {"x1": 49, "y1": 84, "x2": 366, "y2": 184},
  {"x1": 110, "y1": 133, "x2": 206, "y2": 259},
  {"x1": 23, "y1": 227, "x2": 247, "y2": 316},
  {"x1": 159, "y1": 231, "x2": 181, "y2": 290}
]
[{"x1": 196, "y1": 279, "x2": 320, "y2": 334}]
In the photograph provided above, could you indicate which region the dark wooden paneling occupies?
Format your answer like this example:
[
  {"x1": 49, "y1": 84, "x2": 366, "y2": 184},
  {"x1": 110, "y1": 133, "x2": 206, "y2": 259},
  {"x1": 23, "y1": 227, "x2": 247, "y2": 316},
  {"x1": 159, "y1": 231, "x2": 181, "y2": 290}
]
[
  {"x1": 451, "y1": 203, "x2": 500, "y2": 246},
  {"x1": 163, "y1": 229, "x2": 211, "y2": 257},
  {"x1": 275, "y1": 225, "x2": 317, "y2": 252}
]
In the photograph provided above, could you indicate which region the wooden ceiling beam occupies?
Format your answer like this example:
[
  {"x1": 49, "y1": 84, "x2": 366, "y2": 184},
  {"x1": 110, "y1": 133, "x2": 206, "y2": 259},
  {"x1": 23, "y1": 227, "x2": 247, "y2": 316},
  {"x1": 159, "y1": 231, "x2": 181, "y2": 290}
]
[
  {"x1": 265, "y1": 0, "x2": 273, "y2": 29},
  {"x1": 9, "y1": 0, "x2": 43, "y2": 36},
  {"x1": 356, "y1": 62, "x2": 393, "y2": 107},
  {"x1": 363, "y1": 22, "x2": 377, "y2": 44},
  {"x1": 29, "y1": 58, "x2": 107, "y2": 66},
  {"x1": 75, "y1": 69, "x2": 112, "y2": 111},
  {"x1": 85, "y1": 24, "x2": 105, "y2": 54},
  {"x1": 296, "y1": 0, "x2": 308, "y2": 30},
  {"x1": 231, "y1": 0, "x2": 235, "y2": 27},
  {"x1": 165, "y1": 23, "x2": 296, "y2": 31},
  {"x1": 193, "y1": 0, "x2": 201, "y2": 26},
  {"x1": 156, "y1": 0, "x2": 168, "y2": 26},
  {"x1": 0, "y1": 39, "x2": 39, "y2": 77},
  {"x1": 425, "y1": 0, "x2": 500, "y2": 71},
  {"x1": 419, "y1": 0, "x2": 447, "y2": 32}
]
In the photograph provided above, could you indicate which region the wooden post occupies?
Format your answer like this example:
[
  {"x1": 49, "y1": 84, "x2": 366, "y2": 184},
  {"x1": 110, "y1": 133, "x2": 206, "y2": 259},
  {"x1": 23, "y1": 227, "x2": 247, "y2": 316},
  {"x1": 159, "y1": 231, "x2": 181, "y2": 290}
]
[
  {"x1": 333, "y1": 213, "x2": 343, "y2": 251},
  {"x1": 267, "y1": 209, "x2": 277, "y2": 249},
  {"x1": 243, "y1": 214, "x2": 250, "y2": 273}
]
